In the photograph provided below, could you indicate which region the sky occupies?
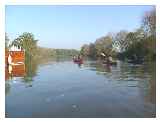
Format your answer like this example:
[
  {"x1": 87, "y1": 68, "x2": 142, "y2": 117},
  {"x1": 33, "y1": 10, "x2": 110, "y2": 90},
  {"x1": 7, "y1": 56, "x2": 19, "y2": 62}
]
[{"x1": 5, "y1": 5, "x2": 154, "y2": 49}]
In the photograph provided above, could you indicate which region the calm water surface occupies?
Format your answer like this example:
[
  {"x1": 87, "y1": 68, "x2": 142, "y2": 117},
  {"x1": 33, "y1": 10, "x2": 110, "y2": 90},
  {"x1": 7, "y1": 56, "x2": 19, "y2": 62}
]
[{"x1": 6, "y1": 59, "x2": 156, "y2": 118}]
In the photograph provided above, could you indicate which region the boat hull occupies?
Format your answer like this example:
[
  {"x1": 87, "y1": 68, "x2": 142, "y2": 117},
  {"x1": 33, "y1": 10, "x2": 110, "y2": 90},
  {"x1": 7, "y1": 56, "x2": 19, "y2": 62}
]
[{"x1": 73, "y1": 59, "x2": 83, "y2": 64}]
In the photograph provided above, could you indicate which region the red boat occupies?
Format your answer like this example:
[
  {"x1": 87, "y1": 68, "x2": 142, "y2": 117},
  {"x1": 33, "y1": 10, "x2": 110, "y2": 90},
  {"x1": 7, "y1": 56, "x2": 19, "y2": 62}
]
[{"x1": 73, "y1": 58, "x2": 83, "y2": 64}]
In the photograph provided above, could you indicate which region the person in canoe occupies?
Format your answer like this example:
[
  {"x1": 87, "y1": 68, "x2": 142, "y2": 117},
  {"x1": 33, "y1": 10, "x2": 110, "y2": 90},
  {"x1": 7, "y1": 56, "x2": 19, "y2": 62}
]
[
  {"x1": 100, "y1": 52, "x2": 117, "y2": 65},
  {"x1": 73, "y1": 54, "x2": 83, "y2": 63},
  {"x1": 73, "y1": 56, "x2": 76, "y2": 61},
  {"x1": 107, "y1": 55, "x2": 117, "y2": 65},
  {"x1": 108, "y1": 55, "x2": 113, "y2": 63}
]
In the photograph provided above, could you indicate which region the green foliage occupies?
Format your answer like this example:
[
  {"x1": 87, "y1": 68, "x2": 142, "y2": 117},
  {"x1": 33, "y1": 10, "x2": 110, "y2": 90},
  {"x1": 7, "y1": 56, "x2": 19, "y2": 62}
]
[
  {"x1": 95, "y1": 36, "x2": 112, "y2": 57},
  {"x1": 112, "y1": 30, "x2": 128, "y2": 52},
  {"x1": 80, "y1": 8, "x2": 156, "y2": 62},
  {"x1": 122, "y1": 8, "x2": 156, "y2": 62},
  {"x1": 80, "y1": 44, "x2": 90, "y2": 56},
  {"x1": 123, "y1": 35, "x2": 155, "y2": 61},
  {"x1": 24, "y1": 53, "x2": 38, "y2": 82},
  {"x1": 35, "y1": 47, "x2": 56, "y2": 59},
  {"x1": 80, "y1": 34, "x2": 115, "y2": 59},
  {"x1": 11, "y1": 32, "x2": 38, "y2": 57},
  {"x1": 7, "y1": 8, "x2": 155, "y2": 64},
  {"x1": 55, "y1": 49, "x2": 79, "y2": 57},
  {"x1": 88, "y1": 43, "x2": 96, "y2": 59},
  {"x1": 35, "y1": 47, "x2": 79, "y2": 60}
]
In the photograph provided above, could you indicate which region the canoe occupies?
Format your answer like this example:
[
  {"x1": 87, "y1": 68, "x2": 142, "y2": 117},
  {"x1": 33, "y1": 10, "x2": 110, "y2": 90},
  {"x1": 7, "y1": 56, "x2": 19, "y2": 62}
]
[{"x1": 73, "y1": 59, "x2": 83, "y2": 64}]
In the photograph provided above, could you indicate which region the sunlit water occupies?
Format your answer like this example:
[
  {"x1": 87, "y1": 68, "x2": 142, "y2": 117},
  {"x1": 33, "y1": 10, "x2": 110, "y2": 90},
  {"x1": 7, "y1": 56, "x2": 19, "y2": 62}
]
[{"x1": 6, "y1": 59, "x2": 156, "y2": 118}]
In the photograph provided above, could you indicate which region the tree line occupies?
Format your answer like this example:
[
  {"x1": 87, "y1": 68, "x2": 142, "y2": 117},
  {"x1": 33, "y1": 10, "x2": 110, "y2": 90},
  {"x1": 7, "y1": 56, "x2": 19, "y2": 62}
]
[
  {"x1": 5, "y1": 32, "x2": 79, "y2": 60},
  {"x1": 5, "y1": 32, "x2": 79, "y2": 82},
  {"x1": 5, "y1": 8, "x2": 155, "y2": 63},
  {"x1": 80, "y1": 8, "x2": 156, "y2": 62}
]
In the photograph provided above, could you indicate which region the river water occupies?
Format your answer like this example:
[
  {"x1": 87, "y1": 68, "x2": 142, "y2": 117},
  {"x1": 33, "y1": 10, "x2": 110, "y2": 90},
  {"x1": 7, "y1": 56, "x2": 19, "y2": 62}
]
[{"x1": 5, "y1": 59, "x2": 156, "y2": 118}]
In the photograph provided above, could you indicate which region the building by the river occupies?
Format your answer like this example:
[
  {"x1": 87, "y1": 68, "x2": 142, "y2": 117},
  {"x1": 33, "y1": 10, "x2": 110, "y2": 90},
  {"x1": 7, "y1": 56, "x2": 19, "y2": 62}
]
[{"x1": 5, "y1": 45, "x2": 25, "y2": 80}]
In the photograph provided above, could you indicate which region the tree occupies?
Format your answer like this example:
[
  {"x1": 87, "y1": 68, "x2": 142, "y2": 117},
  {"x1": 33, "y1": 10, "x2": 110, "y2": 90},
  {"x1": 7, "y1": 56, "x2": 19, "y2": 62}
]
[
  {"x1": 80, "y1": 8, "x2": 156, "y2": 62},
  {"x1": 124, "y1": 32, "x2": 137, "y2": 50},
  {"x1": 143, "y1": 35, "x2": 156, "y2": 60},
  {"x1": 113, "y1": 30, "x2": 128, "y2": 52},
  {"x1": 141, "y1": 8, "x2": 156, "y2": 61},
  {"x1": 88, "y1": 43, "x2": 96, "y2": 59},
  {"x1": 123, "y1": 31, "x2": 156, "y2": 61},
  {"x1": 95, "y1": 35, "x2": 113, "y2": 57},
  {"x1": 142, "y1": 8, "x2": 156, "y2": 36},
  {"x1": 11, "y1": 32, "x2": 38, "y2": 57},
  {"x1": 80, "y1": 44, "x2": 90, "y2": 56}
]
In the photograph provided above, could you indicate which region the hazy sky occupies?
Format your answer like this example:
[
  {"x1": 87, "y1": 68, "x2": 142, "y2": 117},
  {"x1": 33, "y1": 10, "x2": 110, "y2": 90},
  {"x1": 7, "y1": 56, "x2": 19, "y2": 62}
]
[{"x1": 6, "y1": 5, "x2": 154, "y2": 49}]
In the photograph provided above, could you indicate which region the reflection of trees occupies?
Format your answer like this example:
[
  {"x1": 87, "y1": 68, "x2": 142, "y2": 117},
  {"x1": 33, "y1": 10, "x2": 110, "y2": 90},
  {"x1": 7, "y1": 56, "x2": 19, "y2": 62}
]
[
  {"x1": 5, "y1": 81, "x2": 11, "y2": 96},
  {"x1": 96, "y1": 63, "x2": 111, "y2": 74},
  {"x1": 133, "y1": 62, "x2": 156, "y2": 104},
  {"x1": 5, "y1": 53, "x2": 39, "y2": 94},
  {"x1": 88, "y1": 60, "x2": 156, "y2": 104},
  {"x1": 86, "y1": 61, "x2": 111, "y2": 74},
  {"x1": 22, "y1": 53, "x2": 38, "y2": 86},
  {"x1": 5, "y1": 66, "x2": 11, "y2": 95},
  {"x1": 144, "y1": 62, "x2": 156, "y2": 104},
  {"x1": 119, "y1": 61, "x2": 156, "y2": 104}
]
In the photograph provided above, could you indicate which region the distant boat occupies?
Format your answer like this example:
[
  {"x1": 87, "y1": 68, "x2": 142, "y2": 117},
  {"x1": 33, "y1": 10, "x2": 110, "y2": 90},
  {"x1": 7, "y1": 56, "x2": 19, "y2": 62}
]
[{"x1": 73, "y1": 58, "x2": 83, "y2": 64}]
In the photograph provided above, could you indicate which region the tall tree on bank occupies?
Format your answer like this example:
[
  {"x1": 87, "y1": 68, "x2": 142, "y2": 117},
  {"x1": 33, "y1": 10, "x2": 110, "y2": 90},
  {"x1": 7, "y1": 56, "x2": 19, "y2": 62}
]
[
  {"x1": 11, "y1": 32, "x2": 38, "y2": 56},
  {"x1": 80, "y1": 8, "x2": 156, "y2": 62},
  {"x1": 80, "y1": 44, "x2": 90, "y2": 56},
  {"x1": 112, "y1": 30, "x2": 128, "y2": 52},
  {"x1": 140, "y1": 8, "x2": 156, "y2": 60},
  {"x1": 95, "y1": 35, "x2": 112, "y2": 57},
  {"x1": 142, "y1": 9, "x2": 156, "y2": 37},
  {"x1": 88, "y1": 43, "x2": 96, "y2": 59},
  {"x1": 124, "y1": 8, "x2": 156, "y2": 61},
  {"x1": 11, "y1": 32, "x2": 38, "y2": 82}
]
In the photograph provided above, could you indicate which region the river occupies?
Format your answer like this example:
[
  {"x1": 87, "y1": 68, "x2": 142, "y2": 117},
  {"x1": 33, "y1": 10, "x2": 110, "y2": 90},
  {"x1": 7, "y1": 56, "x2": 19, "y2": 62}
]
[{"x1": 5, "y1": 59, "x2": 156, "y2": 118}]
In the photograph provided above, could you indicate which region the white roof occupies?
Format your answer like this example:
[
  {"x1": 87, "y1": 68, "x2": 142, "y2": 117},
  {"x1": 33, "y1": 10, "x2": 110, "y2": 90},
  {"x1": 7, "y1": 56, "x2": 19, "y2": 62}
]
[{"x1": 9, "y1": 45, "x2": 24, "y2": 51}]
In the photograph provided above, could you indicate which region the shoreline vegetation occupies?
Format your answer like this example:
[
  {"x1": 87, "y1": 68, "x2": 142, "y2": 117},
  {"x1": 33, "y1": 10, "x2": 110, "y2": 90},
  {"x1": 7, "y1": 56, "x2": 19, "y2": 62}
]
[
  {"x1": 80, "y1": 8, "x2": 156, "y2": 63},
  {"x1": 5, "y1": 32, "x2": 79, "y2": 62},
  {"x1": 5, "y1": 6, "x2": 156, "y2": 118},
  {"x1": 5, "y1": 8, "x2": 155, "y2": 64}
]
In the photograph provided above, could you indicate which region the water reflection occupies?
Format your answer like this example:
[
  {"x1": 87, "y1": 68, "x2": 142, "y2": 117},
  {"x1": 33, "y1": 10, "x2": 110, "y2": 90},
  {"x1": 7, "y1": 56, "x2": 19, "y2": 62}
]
[
  {"x1": 5, "y1": 54, "x2": 38, "y2": 94},
  {"x1": 6, "y1": 58, "x2": 156, "y2": 117},
  {"x1": 23, "y1": 54, "x2": 38, "y2": 84},
  {"x1": 74, "y1": 62, "x2": 83, "y2": 68},
  {"x1": 144, "y1": 62, "x2": 156, "y2": 104},
  {"x1": 85, "y1": 61, "x2": 156, "y2": 105},
  {"x1": 83, "y1": 61, "x2": 112, "y2": 74}
]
